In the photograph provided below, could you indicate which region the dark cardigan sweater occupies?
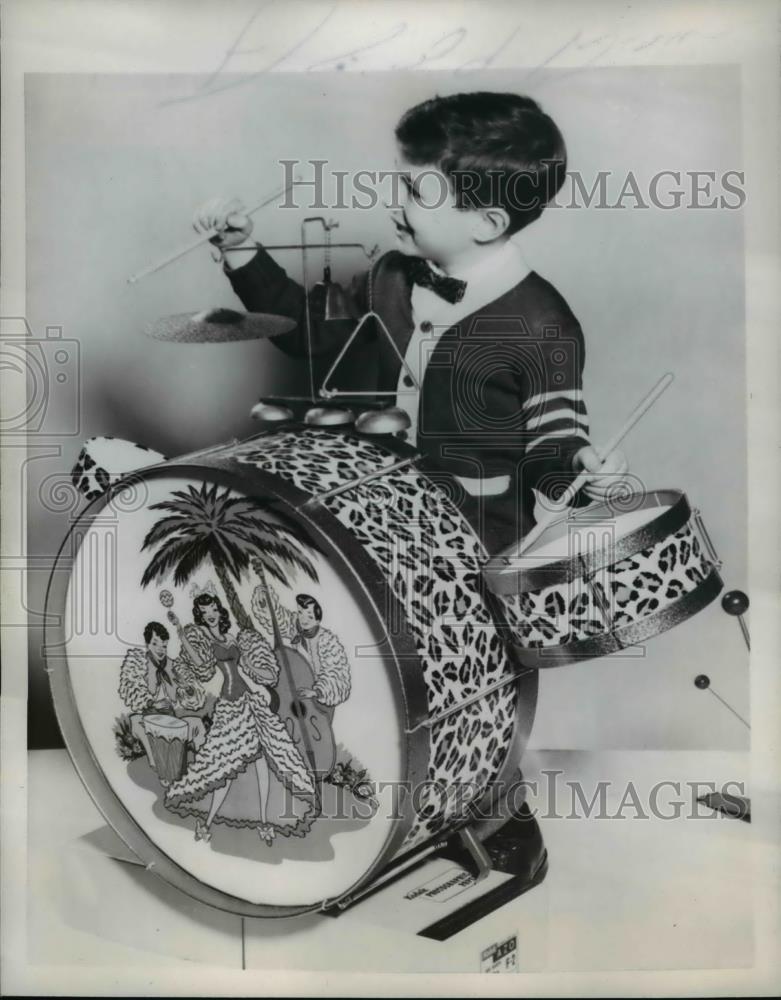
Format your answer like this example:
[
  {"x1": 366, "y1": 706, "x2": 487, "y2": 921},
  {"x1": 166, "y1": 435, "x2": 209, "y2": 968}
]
[{"x1": 227, "y1": 247, "x2": 590, "y2": 554}]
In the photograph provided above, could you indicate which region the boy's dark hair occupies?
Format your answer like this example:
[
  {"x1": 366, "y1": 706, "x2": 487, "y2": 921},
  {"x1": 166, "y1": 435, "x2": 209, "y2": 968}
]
[
  {"x1": 144, "y1": 621, "x2": 169, "y2": 644},
  {"x1": 395, "y1": 91, "x2": 567, "y2": 234}
]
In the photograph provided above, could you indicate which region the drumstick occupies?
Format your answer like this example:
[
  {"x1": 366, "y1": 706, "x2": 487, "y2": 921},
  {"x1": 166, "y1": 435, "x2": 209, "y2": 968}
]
[
  {"x1": 127, "y1": 179, "x2": 298, "y2": 285},
  {"x1": 503, "y1": 372, "x2": 674, "y2": 561}
]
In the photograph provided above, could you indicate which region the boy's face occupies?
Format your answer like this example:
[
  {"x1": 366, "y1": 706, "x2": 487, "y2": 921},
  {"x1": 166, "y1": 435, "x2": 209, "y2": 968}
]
[{"x1": 390, "y1": 155, "x2": 482, "y2": 268}]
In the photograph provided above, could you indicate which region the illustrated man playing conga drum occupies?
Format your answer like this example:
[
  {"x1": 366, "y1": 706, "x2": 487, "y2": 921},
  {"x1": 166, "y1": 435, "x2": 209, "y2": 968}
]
[{"x1": 118, "y1": 621, "x2": 208, "y2": 774}]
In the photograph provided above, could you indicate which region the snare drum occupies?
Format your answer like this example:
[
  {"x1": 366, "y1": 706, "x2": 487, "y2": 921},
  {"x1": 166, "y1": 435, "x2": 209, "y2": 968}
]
[
  {"x1": 484, "y1": 489, "x2": 723, "y2": 668},
  {"x1": 46, "y1": 424, "x2": 535, "y2": 916}
]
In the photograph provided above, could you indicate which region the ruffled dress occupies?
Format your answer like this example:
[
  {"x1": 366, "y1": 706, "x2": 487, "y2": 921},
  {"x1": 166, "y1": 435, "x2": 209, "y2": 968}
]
[{"x1": 165, "y1": 625, "x2": 317, "y2": 836}]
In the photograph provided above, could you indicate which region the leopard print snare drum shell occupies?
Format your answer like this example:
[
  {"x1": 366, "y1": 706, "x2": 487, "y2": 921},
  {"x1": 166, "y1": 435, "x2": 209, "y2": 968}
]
[{"x1": 484, "y1": 489, "x2": 724, "y2": 669}]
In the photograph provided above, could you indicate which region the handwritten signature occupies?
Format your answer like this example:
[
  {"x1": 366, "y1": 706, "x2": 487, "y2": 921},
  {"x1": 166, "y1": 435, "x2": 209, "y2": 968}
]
[{"x1": 158, "y1": 0, "x2": 725, "y2": 109}]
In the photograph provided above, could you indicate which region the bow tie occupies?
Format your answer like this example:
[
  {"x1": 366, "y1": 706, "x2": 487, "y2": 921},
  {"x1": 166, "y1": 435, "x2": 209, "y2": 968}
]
[{"x1": 404, "y1": 257, "x2": 467, "y2": 305}]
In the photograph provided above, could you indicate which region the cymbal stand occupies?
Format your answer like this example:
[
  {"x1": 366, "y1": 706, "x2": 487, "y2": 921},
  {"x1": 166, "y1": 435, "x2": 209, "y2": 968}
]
[{"x1": 224, "y1": 222, "x2": 380, "y2": 406}]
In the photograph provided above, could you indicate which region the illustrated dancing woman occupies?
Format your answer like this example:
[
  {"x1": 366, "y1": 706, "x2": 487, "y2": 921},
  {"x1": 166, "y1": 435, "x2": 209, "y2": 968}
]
[{"x1": 164, "y1": 588, "x2": 316, "y2": 844}]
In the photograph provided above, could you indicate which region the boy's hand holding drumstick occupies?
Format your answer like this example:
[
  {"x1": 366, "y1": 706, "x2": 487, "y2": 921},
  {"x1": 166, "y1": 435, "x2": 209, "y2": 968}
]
[
  {"x1": 192, "y1": 197, "x2": 255, "y2": 265},
  {"x1": 505, "y1": 373, "x2": 674, "y2": 561},
  {"x1": 127, "y1": 181, "x2": 295, "y2": 284},
  {"x1": 573, "y1": 444, "x2": 630, "y2": 501}
]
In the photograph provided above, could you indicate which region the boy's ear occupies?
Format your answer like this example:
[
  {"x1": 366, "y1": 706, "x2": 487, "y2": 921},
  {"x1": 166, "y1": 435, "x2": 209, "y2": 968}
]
[{"x1": 472, "y1": 207, "x2": 511, "y2": 243}]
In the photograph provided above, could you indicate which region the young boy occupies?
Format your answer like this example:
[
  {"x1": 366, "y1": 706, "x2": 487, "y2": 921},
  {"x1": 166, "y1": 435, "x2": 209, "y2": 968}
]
[{"x1": 194, "y1": 91, "x2": 626, "y2": 554}]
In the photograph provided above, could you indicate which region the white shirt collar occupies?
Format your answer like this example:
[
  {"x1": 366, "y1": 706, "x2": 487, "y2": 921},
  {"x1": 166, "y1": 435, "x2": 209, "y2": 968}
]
[
  {"x1": 429, "y1": 239, "x2": 526, "y2": 284},
  {"x1": 415, "y1": 240, "x2": 530, "y2": 326}
]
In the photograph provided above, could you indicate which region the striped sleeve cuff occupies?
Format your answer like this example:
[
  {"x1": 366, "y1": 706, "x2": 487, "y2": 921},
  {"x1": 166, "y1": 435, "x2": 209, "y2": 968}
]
[{"x1": 522, "y1": 389, "x2": 590, "y2": 454}]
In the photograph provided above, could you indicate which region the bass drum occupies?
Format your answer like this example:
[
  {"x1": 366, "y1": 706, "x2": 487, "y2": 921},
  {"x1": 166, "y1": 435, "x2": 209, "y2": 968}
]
[{"x1": 45, "y1": 425, "x2": 537, "y2": 917}]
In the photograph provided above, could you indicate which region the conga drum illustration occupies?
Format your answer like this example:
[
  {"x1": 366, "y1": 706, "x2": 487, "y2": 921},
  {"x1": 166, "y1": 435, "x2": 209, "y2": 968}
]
[
  {"x1": 45, "y1": 423, "x2": 538, "y2": 917},
  {"x1": 143, "y1": 714, "x2": 189, "y2": 783}
]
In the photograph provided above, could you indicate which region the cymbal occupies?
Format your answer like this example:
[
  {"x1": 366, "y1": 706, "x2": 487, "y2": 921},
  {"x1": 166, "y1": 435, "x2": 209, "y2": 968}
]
[{"x1": 145, "y1": 308, "x2": 297, "y2": 343}]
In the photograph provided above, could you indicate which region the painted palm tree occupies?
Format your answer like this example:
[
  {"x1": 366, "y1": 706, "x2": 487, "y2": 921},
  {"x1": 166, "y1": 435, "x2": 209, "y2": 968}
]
[{"x1": 140, "y1": 482, "x2": 319, "y2": 630}]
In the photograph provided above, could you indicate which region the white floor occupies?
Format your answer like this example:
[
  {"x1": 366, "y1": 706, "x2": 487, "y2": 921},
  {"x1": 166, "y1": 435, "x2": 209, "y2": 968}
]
[{"x1": 25, "y1": 747, "x2": 756, "y2": 977}]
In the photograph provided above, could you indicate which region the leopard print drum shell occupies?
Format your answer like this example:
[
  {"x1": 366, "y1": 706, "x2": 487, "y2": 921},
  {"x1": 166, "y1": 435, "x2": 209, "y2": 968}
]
[
  {"x1": 484, "y1": 489, "x2": 723, "y2": 668},
  {"x1": 224, "y1": 427, "x2": 528, "y2": 854}
]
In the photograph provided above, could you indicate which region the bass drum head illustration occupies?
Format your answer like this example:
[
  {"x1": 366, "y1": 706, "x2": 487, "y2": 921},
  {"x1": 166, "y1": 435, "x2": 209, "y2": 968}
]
[{"x1": 46, "y1": 470, "x2": 414, "y2": 916}]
